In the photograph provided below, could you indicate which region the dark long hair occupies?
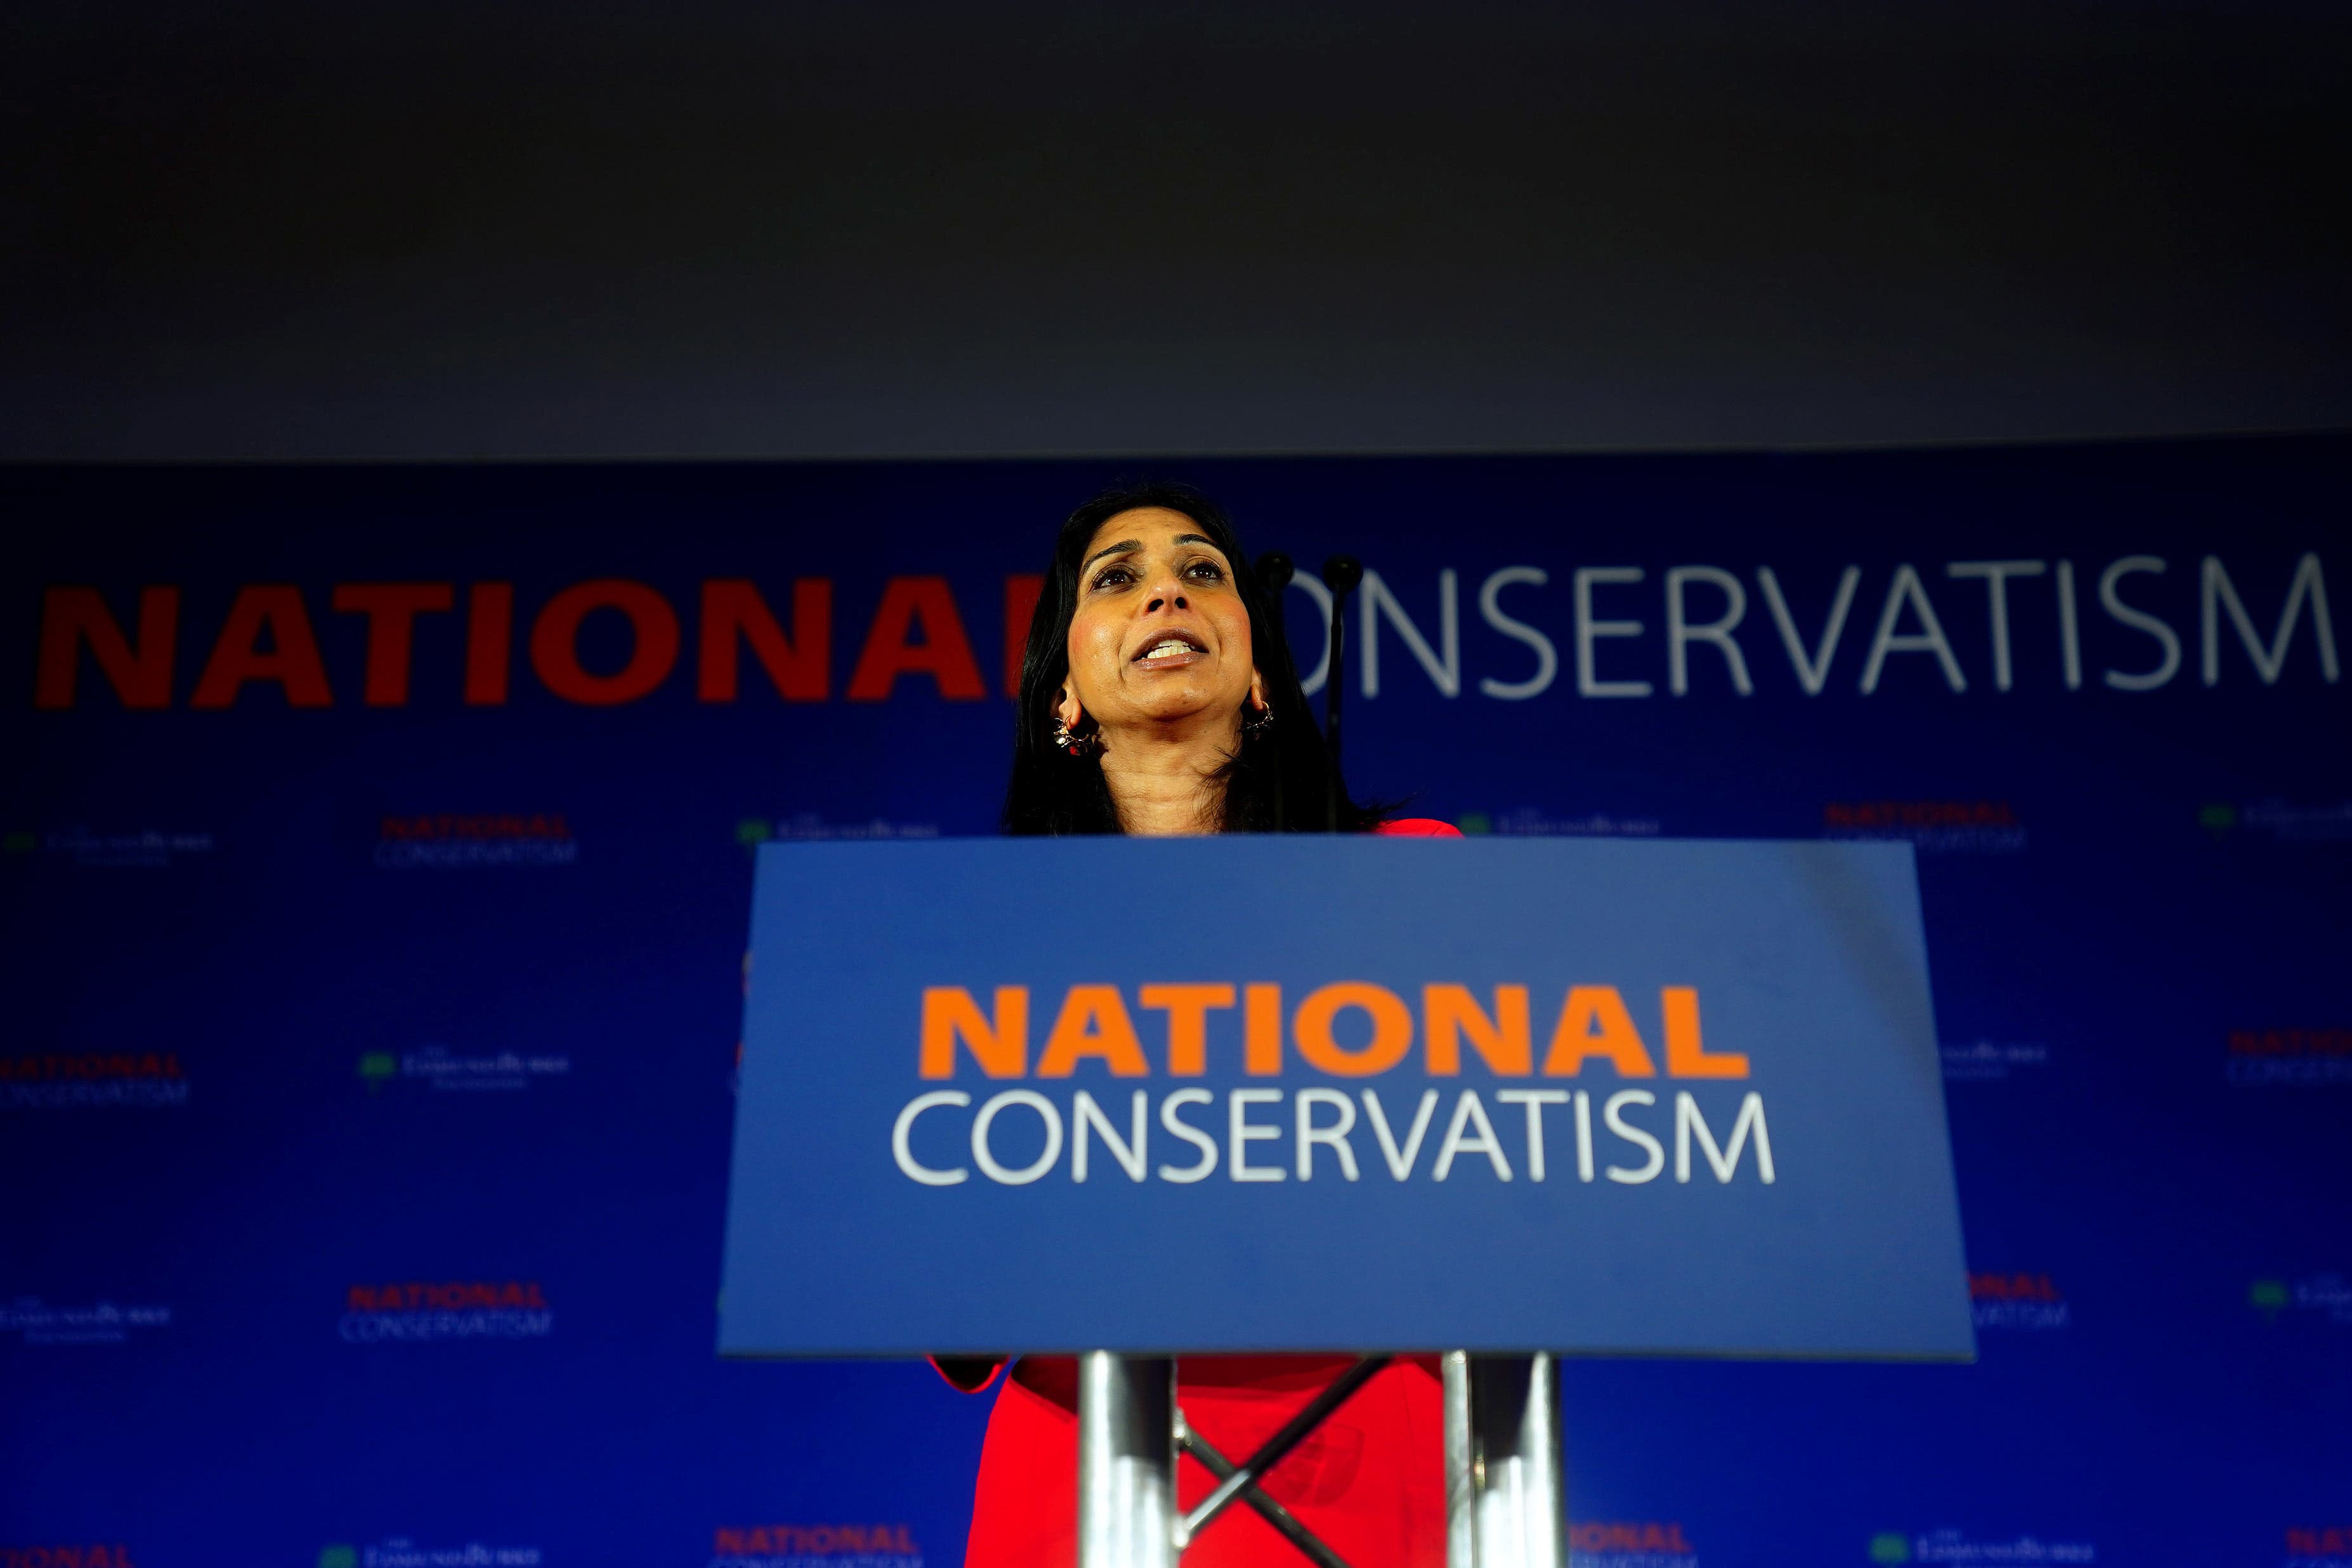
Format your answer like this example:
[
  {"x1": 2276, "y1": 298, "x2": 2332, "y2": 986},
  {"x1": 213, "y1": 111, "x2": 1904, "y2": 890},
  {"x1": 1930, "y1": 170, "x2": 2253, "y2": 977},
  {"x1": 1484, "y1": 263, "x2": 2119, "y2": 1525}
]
[{"x1": 1002, "y1": 481, "x2": 1384, "y2": 835}]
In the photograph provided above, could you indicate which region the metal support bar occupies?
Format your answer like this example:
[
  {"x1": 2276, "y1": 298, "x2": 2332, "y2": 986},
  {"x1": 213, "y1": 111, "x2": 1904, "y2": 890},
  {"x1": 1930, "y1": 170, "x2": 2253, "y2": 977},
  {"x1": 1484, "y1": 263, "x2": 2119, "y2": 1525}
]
[
  {"x1": 1443, "y1": 1352, "x2": 1475, "y2": 1568},
  {"x1": 1177, "y1": 1411, "x2": 1354, "y2": 1568},
  {"x1": 1178, "y1": 1354, "x2": 1391, "y2": 1546},
  {"x1": 1079, "y1": 1352, "x2": 1177, "y2": 1568},
  {"x1": 1443, "y1": 1352, "x2": 1565, "y2": 1568},
  {"x1": 1319, "y1": 556, "x2": 1362, "y2": 832}
]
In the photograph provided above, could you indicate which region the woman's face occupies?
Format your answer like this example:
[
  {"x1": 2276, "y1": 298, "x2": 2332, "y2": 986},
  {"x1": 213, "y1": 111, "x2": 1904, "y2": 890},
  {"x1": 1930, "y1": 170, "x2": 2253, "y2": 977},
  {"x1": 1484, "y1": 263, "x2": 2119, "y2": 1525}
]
[{"x1": 1058, "y1": 507, "x2": 1264, "y2": 738}]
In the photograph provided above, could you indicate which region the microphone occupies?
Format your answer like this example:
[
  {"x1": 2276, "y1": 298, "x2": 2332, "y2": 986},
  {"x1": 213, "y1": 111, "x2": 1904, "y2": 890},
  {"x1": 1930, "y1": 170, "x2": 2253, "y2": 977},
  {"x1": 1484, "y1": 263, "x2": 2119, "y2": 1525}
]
[
  {"x1": 1255, "y1": 554, "x2": 1297, "y2": 833},
  {"x1": 1319, "y1": 557, "x2": 1363, "y2": 832},
  {"x1": 1255, "y1": 552, "x2": 1295, "y2": 641}
]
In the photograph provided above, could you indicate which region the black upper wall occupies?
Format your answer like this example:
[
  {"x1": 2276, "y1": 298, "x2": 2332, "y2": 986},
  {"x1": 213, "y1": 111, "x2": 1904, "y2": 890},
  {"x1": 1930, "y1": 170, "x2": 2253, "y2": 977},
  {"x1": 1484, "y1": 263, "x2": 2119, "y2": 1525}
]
[{"x1": 5, "y1": 0, "x2": 2347, "y2": 459}]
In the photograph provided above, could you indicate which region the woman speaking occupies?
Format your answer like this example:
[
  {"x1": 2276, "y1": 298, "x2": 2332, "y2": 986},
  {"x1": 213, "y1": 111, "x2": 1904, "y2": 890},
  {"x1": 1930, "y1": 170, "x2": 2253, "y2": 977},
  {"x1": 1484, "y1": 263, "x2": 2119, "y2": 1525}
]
[{"x1": 939, "y1": 482, "x2": 1457, "y2": 1568}]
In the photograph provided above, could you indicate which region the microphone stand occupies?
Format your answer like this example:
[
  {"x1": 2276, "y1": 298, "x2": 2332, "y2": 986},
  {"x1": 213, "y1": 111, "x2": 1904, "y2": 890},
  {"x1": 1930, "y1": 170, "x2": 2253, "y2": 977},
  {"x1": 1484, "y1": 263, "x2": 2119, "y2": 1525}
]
[
  {"x1": 1253, "y1": 554, "x2": 1295, "y2": 833},
  {"x1": 1319, "y1": 557, "x2": 1363, "y2": 833}
]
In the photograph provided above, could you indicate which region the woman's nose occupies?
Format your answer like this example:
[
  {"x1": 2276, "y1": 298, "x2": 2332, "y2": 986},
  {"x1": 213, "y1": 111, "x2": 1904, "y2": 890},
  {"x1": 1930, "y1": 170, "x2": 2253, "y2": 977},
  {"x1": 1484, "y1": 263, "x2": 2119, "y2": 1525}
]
[{"x1": 1144, "y1": 573, "x2": 1189, "y2": 613}]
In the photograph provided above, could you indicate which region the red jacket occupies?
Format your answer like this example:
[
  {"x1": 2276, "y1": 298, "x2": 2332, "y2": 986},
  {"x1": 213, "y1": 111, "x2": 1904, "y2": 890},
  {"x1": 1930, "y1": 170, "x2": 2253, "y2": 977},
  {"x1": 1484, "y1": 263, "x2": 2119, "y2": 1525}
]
[{"x1": 948, "y1": 818, "x2": 1462, "y2": 1568}]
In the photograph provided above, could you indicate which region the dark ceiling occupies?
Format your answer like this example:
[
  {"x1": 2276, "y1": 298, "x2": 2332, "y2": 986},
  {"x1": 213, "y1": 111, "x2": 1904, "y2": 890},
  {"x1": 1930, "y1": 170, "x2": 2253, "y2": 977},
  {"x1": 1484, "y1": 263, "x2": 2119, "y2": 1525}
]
[{"x1": 5, "y1": 1, "x2": 2347, "y2": 458}]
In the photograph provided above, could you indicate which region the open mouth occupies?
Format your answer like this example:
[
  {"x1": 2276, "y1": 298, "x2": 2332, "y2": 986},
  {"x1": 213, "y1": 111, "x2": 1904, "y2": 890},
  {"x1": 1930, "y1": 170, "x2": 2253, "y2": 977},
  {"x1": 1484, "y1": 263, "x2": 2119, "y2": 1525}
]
[{"x1": 1132, "y1": 632, "x2": 1208, "y2": 665}]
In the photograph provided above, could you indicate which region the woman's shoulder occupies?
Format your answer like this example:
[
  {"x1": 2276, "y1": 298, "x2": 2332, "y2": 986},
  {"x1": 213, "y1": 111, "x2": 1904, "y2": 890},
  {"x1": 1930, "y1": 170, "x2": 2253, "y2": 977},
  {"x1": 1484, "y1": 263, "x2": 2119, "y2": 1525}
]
[{"x1": 1373, "y1": 818, "x2": 1463, "y2": 837}]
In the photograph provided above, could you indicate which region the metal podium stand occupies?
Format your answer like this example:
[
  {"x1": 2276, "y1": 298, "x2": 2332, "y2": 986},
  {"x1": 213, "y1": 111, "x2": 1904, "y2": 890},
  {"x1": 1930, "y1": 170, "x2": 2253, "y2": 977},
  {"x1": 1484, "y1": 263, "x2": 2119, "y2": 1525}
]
[{"x1": 1076, "y1": 1350, "x2": 1563, "y2": 1568}]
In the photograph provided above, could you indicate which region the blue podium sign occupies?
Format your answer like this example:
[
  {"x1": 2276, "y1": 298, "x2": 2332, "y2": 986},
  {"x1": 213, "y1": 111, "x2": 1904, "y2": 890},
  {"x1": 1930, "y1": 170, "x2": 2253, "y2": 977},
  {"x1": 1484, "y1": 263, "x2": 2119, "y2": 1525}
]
[{"x1": 718, "y1": 837, "x2": 1971, "y2": 1361}]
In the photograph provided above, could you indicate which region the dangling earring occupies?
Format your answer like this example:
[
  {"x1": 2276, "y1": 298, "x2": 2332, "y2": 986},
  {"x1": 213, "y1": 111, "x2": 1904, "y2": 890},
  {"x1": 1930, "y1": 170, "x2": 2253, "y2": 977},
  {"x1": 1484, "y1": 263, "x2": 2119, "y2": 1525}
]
[
  {"x1": 1241, "y1": 700, "x2": 1275, "y2": 740},
  {"x1": 1052, "y1": 716, "x2": 1098, "y2": 757}
]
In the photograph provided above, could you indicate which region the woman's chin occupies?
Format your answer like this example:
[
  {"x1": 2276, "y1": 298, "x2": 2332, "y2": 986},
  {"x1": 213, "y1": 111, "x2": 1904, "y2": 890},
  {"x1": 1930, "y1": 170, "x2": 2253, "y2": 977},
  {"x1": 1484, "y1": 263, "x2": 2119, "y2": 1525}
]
[{"x1": 1111, "y1": 695, "x2": 1235, "y2": 732}]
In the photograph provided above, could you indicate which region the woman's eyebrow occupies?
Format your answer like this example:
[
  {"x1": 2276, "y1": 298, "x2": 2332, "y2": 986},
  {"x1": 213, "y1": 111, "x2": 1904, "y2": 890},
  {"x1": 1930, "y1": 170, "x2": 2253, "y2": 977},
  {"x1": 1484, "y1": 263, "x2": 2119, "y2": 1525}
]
[{"x1": 1082, "y1": 532, "x2": 1223, "y2": 571}]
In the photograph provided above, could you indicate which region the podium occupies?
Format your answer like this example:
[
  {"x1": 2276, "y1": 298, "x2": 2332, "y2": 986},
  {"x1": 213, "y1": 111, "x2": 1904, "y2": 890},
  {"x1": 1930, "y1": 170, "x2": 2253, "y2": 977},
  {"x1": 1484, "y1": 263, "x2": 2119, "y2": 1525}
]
[{"x1": 719, "y1": 837, "x2": 1971, "y2": 1566}]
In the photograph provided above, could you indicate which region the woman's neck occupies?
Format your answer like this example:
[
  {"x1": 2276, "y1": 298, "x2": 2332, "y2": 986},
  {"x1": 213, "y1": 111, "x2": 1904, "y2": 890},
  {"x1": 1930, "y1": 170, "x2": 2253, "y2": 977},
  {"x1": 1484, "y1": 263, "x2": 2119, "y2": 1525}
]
[{"x1": 1097, "y1": 710, "x2": 1241, "y2": 837}]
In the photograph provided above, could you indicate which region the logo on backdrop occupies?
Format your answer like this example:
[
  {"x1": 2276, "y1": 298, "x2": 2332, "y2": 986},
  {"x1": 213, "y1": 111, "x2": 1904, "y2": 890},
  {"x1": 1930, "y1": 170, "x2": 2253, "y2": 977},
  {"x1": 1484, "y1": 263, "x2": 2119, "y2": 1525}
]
[
  {"x1": 1456, "y1": 807, "x2": 1663, "y2": 838},
  {"x1": 1940, "y1": 1040, "x2": 2050, "y2": 1083},
  {"x1": 2285, "y1": 1526, "x2": 2352, "y2": 1568},
  {"x1": 1567, "y1": 1520, "x2": 1695, "y2": 1568},
  {"x1": 375, "y1": 814, "x2": 577, "y2": 870},
  {"x1": 317, "y1": 1539, "x2": 542, "y2": 1567},
  {"x1": 2226, "y1": 1028, "x2": 2352, "y2": 1088},
  {"x1": 359, "y1": 1047, "x2": 570, "y2": 1095},
  {"x1": 2249, "y1": 1276, "x2": 2352, "y2": 1328},
  {"x1": 891, "y1": 982, "x2": 1772, "y2": 1191},
  {"x1": 31, "y1": 551, "x2": 2341, "y2": 712},
  {"x1": 1824, "y1": 800, "x2": 2025, "y2": 855},
  {"x1": 710, "y1": 1524, "x2": 921, "y2": 1568},
  {"x1": 3, "y1": 827, "x2": 214, "y2": 869},
  {"x1": 338, "y1": 1282, "x2": 552, "y2": 1343},
  {"x1": 0, "y1": 1298, "x2": 171, "y2": 1347},
  {"x1": 0, "y1": 1546, "x2": 140, "y2": 1567},
  {"x1": 1, "y1": 1050, "x2": 188, "y2": 1109},
  {"x1": 735, "y1": 816, "x2": 940, "y2": 854},
  {"x1": 1968, "y1": 1272, "x2": 2070, "y2": 1332},
  {"x1": 2200, "y1": 799, "x2": 2352, "y2": 843},
  {"x1": 1867, "y1": 1529, "x2": 2094, "y2": 1564}
]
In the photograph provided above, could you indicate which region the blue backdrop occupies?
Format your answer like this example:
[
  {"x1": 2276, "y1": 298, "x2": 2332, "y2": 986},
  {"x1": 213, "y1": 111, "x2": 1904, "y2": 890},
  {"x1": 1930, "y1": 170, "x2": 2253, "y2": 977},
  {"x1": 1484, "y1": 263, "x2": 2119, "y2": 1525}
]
[{"x1": 6, "y1": 437, "x2": 2349, "y2": 1568}]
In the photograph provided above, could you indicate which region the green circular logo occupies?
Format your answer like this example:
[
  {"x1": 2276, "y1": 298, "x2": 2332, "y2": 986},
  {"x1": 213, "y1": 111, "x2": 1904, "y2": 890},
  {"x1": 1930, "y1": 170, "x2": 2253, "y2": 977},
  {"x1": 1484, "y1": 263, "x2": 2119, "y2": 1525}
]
[
  {"x1": 1458, "y1": 812, "x2": 1493, "y2": 836},
  {"x1": 2197, "y1": 802, "x2": 2238, "y2": 834},
  {"x1": 319, "y1": 1546, "x2": 358, "y2": 1568},
  {"x1": 1869, "y1": 1534, "x2": 1912, "y2": 1565}
]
